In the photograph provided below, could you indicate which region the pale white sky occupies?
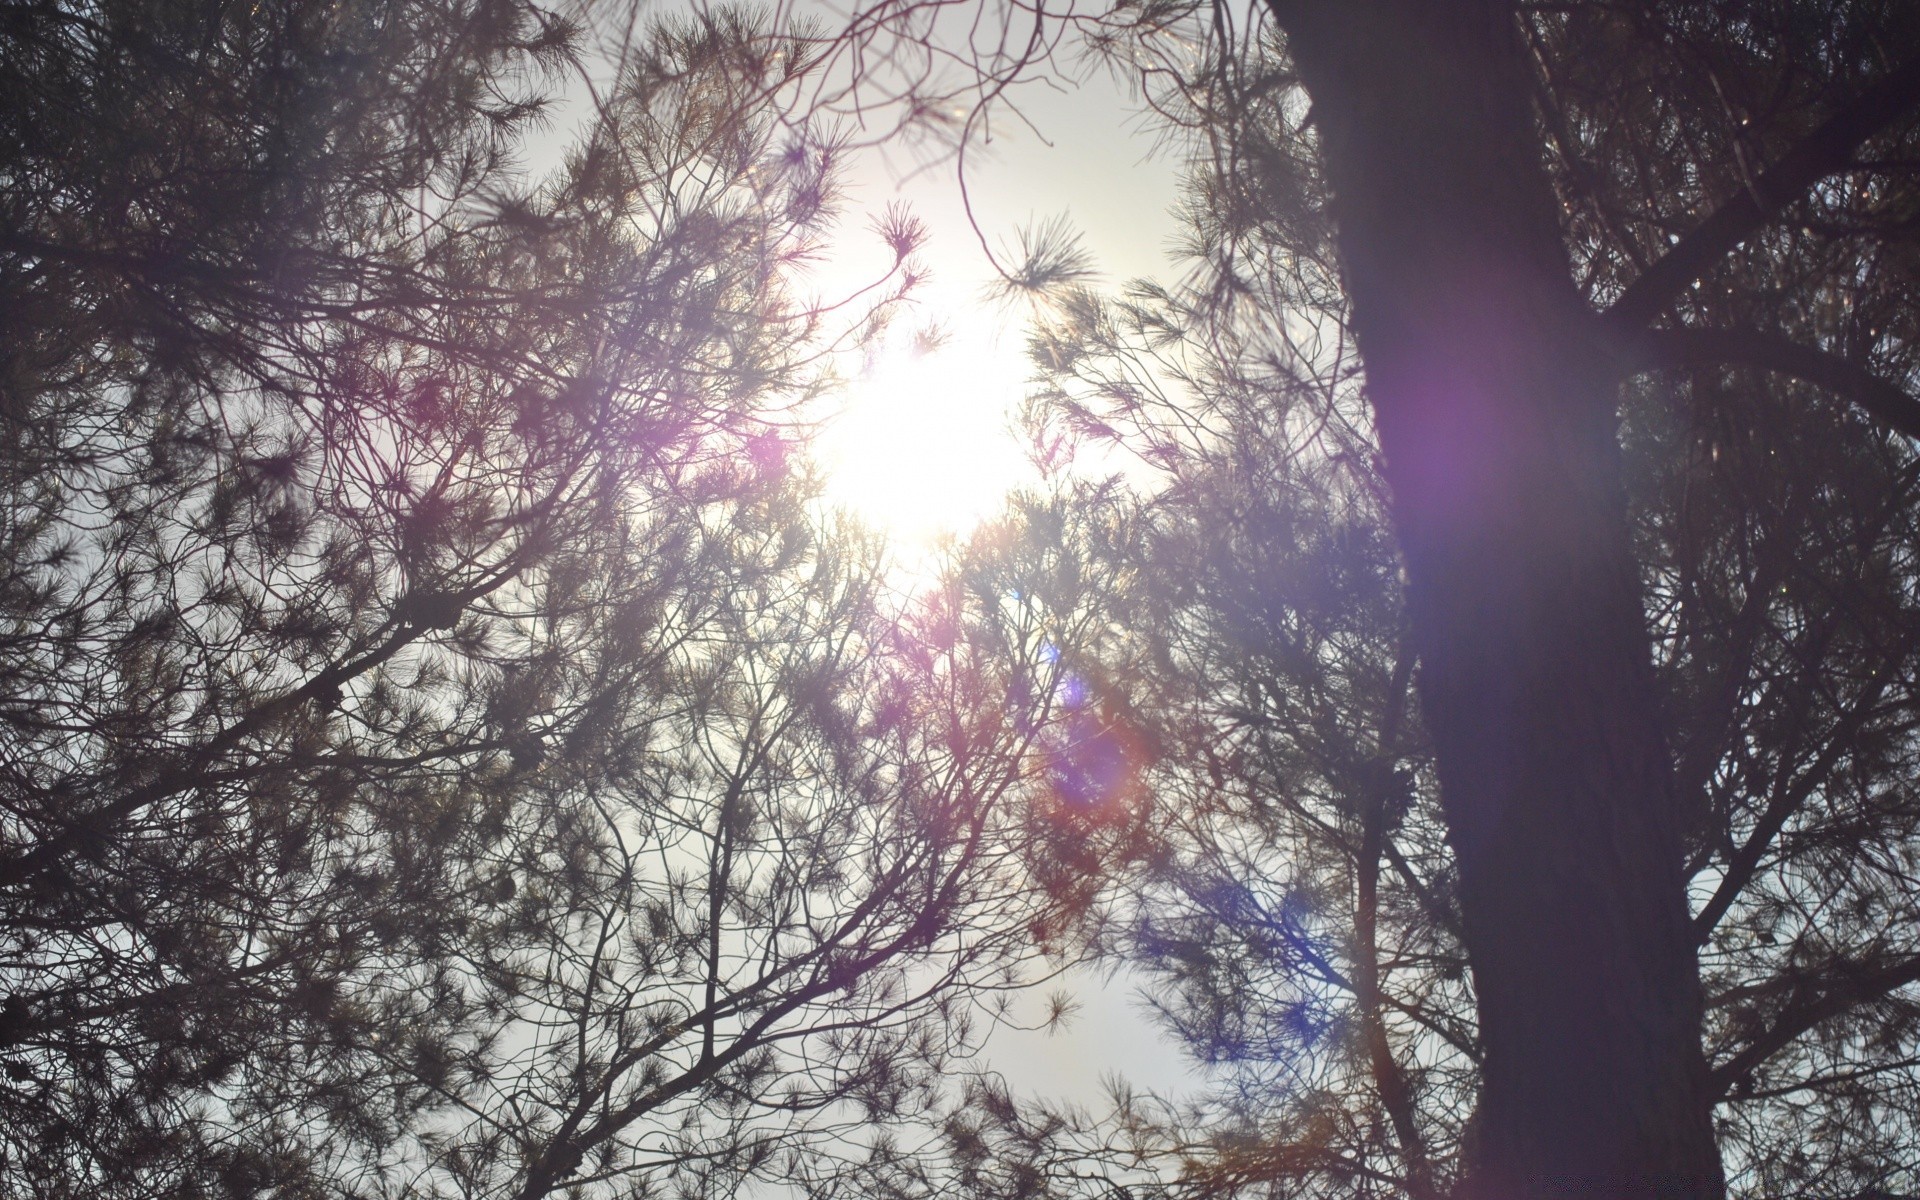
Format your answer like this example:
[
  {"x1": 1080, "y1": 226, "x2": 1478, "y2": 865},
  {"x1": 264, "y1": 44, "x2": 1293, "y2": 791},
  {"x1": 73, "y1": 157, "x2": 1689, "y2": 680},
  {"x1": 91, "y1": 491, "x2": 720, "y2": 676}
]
[
  {"x1": 808, "y1": 23, "x2": 1185, "y2": 555},
  {"x1": 807, "y1": 34, "x2": 1204, "y2": 1108}
]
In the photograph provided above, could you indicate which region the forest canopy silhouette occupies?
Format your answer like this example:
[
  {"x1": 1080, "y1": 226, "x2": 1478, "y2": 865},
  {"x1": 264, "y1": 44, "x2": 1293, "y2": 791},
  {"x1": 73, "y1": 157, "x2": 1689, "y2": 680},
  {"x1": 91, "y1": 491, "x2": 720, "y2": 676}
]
[{"x1": 2, "y1": 1, "x2": 1919, "y2": 1198}]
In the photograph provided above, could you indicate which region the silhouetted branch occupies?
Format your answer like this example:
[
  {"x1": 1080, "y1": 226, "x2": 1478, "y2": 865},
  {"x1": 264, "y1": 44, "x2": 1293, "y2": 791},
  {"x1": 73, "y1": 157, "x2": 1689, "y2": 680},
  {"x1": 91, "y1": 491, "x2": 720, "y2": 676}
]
[
  {"x1": 1630, "y1": 326, "x2": 1920, "y2": 440},
  {"x1": 1607, "y1": 54, "x2": 1920, "y2": 330},
  {"x1": 1712, "y1": 954, "x2": 1920, "y2": 1099}
]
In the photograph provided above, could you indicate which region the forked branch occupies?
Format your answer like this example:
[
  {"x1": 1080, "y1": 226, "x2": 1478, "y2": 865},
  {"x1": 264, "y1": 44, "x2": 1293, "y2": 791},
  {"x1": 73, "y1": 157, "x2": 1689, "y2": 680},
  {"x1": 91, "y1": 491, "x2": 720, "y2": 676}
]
[{"x1": 1606, "y1": 55, "x2": 1920, "y2": 330}]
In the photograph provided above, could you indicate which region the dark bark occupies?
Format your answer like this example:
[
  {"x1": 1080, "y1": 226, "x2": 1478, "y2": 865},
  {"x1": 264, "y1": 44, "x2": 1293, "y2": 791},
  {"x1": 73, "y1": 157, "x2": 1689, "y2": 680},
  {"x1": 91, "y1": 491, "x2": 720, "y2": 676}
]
[{"x1": 1262, "y1": 2, "x2": 1722, "y2": 1195}]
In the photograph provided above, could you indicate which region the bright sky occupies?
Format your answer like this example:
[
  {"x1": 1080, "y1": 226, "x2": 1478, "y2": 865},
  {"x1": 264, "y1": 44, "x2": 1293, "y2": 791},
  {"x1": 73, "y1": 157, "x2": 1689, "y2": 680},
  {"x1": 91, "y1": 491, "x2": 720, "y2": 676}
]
[
  {"x1": 808, "y1": 45, "x2": 1183, "y2": 562},
  {"x1": 799, "y1": 37, "x2": 1205, "y2": 1106}
]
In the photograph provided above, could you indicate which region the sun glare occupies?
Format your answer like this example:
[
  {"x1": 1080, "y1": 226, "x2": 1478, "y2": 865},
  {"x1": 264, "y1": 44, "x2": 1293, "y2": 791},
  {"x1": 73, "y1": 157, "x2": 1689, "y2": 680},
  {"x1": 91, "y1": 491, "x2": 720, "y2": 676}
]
[{"x1": 814, "y1": 323, "x2": 1036, "y2": 553}]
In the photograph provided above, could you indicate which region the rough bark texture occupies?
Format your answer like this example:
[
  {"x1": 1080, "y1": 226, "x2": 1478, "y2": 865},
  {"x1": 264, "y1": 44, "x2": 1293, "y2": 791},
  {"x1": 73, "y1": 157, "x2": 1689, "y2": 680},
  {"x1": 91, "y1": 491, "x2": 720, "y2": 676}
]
[{"x1": 1262, "y1": 2, "x2": 1724, "y2": 1195}]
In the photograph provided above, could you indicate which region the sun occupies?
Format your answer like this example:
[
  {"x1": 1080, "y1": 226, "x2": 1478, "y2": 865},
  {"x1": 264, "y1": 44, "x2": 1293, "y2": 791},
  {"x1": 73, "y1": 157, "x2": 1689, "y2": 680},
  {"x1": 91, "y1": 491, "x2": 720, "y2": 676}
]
[{"x1": 813, "y1": 321, "x2": 1036, "y2": 551}]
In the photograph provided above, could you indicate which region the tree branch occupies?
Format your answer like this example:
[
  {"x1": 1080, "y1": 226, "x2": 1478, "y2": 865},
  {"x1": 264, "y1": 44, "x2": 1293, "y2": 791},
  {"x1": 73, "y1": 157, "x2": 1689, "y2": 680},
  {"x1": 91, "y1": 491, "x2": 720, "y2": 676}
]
[
  {"x1": 1689, "y1": 669, "x2": 1887, "y2": 944},
  {"x1": 1629, "y1": 326, "x2": 1920, "y2": 440},
  {"x1": 1712, "y1": 953, "x2": 1920, "y2": 1098},
  {"x1": 1355, "y1": 769, "x2": 1436, "y2": 1200},
  {"x1": 1606, "y1": 55, "x2": 1920, "y2": 330}
]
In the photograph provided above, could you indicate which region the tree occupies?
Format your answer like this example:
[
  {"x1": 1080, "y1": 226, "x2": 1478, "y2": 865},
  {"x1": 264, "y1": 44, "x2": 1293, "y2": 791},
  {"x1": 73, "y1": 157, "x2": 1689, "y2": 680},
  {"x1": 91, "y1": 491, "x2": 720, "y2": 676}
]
[
  {"x1": 0, "y1": 4, "x2": 1103, "y2": 1194},
  {"x1": 1, "y1": 0, "x2": 605, "y2": 1181},
  {"x1": 1014, "y1": 247, "x2": 1920, "y2": 1199},
  {"x1": 961, "y1": 2, "x2": 1920, "y2": 1195},
  {"x1": 13, "y1": 0, "x2": 1920, "y2": 1194}
]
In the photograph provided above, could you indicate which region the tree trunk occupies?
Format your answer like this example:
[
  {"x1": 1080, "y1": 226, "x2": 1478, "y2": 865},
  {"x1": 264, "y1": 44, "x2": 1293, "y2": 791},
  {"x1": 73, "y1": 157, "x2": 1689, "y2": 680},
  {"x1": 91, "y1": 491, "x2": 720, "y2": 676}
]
[{"x1": 1262, "y1": 2, "x2": 1723, "y2": 1195}]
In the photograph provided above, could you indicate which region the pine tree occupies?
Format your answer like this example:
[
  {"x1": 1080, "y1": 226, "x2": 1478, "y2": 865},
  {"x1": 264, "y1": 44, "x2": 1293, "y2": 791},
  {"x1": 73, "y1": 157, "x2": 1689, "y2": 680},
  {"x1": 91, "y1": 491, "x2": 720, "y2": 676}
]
[
  {"x1": 955, "y1": 1, "x2": 1920, "y2": 1193},
  {"x1": 0, "y1": 5, "x2": 1088, "y2": 1194}
]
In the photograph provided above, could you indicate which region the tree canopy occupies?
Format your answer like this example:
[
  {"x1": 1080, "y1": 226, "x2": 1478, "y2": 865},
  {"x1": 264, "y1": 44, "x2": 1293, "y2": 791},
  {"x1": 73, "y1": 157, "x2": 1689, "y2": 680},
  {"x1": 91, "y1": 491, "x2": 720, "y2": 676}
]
[
  {"x1": 987, "y1": 1, "x2": 1920, "y2": 1195},
  {"x1": 0, "y1": 3, "x2": 1104, "y2": 1193},
  {"x1": 4, "y1": 1, "x2": 1920, "y2": 1198}
]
